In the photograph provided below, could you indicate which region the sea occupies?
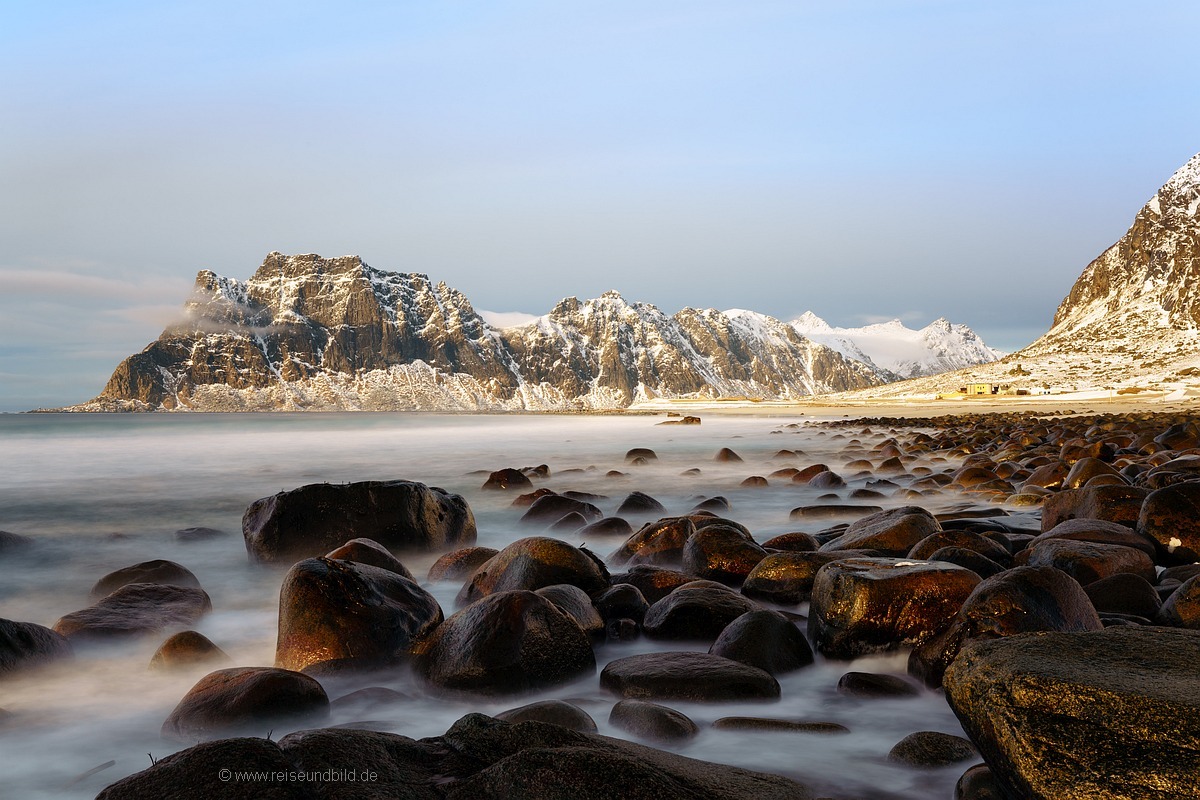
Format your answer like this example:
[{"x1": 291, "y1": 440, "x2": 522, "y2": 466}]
[{"x1": 0, "y1": 412, "x2": 978, "y2": 799}]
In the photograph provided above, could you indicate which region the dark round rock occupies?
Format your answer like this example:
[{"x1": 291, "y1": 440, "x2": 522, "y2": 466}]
[
  {"x1": 242, "y1": 480, "x2": 476, "y2": 564},
  {"x1": 413, "y1": 590, "x2": 595, "y2": 694},
  {"x1": 459, "y1": 537, "x2": 609, "y2": 604},
  {"x1": 482, "y1": 468, "x2": 534, "y2": 491},
  {"x1": 1157, "y1": 574, "x2": 1200, "y2": 628},
  {"x1": 495, "y1": 699, "x2": 598, "y2": 732},
  {"x1": 955, "y1": 764, "x2": 1006, "y2": 800},
  {"x1": 608, "y1": 699, "x2": 698, "y2": 742},
  {"x1": 819, "y1": 506, "x2": 941, "y2": 556},
  {"x1": 607, "y1": 565, "x2": 697, "y2": 604},
  {"x1": 715, "y1": 448, "x2": 743, "y2": 463},
  {"x1": 90, "y1": 560, "x2": 202, "y2": 600},
  {"x1": 520, "y1": 495, "x2": 602, "y2": 527},
  {"x1": 761, "y1": 532, "x2": 819, "y2": 552},
  {"x1": 548, "y1": 511, "x2": 588, "y2": 533},
  {"x1": 53, "y1": 583, "x2": 212, "y2": 642},
  {"x1": 609, "y1": 517, "x2": 696, "y2": 566},
  {"x1": 741, "y1": 551, "x2": 858, "y2": 604},
  {"x1": 427, "y1": 546, "x2": 499, "y2": 582},
  {"x1": 174, "y1": 527, "x2": 226, "y2": 543},
  {"x1": 1084, "y1": 573, "x2": 1162, "y2": 619},
  {"x1": 592, "y1": 583, "x2": 649, "y2": 624},
  {"x1": 578, "y1": 517, "x2": 634, "y2": 538},
  {"x1": 625, "y1": 448, "x2": 658, "y2": 463},
  {"x1": 275, "y1": 557, "x2": 443, "y2": 672},
  {"x1": 536, "y1": 584, "x2": 605, "y2": 640},
  {"x1": 617, "y1": 492, "x2": 666, "y2": 516},
  {"x1": 888, "y1": 731, "x2": 979, "y2": 767},
  {"x1": 149, "y1": 630, "x2": 230, "y2": 671},
  {"x1": 926, "y1": 547, "x2": 1008, "y2": 579},
  {"x1": 837, "y1": 671, "x2": 921, "y2": 698},
  {"x1": 1138, "y1": 482, "x2": 1200, "y2": 564},
  {"x1": 711, "y1": 718, "x2": 850, "y2": 734},
  {"x1": 600, "y1": 652, "x2": 780, "y2": 701},
  {"x1": 324, "y1": 537, "x2": 414, "y2": 580},
  {"x1": 642, "y1": 586, "x2": 759, "y2": 641},
  {"x1": 682, "y1": 526, "x2": 768, "y2": 585},
  {"x1": 0, "y1": 619, "x2": 72, "y2": 675},
  {"x1": 161, "y1": 666, "x2": 329, "y2": 741},
  {"x1": 709, "y1": 610, "x2": 813, "y2": 675}
]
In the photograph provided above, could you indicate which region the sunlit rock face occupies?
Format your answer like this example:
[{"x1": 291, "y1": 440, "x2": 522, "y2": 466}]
[{"x1": 77, "y1": 252, "x2": 883, "y2": 411}]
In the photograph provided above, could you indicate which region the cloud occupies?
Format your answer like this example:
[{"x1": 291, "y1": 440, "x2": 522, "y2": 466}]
[
  {"x1": 477, "y1": 309, "x2": 540, "y2": 328},
  {"x1": 0, "y1": 267, "x2": 187, "y2": 304}
]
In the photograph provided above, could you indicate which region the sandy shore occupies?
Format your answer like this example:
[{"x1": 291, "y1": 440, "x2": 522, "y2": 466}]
[{"x1": 629, "y1": 392, "x2": 1200, "y2": 420}]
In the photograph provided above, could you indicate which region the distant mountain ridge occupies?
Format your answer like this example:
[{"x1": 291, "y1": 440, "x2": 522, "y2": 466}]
[
  {"x1": 71, "y1": 253, "x2": 1003, "y2": 412},
  {"x1": 790, "y1": 312, "x2": 1004, "y2": 381}
]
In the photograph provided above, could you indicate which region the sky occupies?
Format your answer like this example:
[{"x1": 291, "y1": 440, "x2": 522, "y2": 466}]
[{"x1": 2, "y1": 1, "x2": 1199, "y2": 411}]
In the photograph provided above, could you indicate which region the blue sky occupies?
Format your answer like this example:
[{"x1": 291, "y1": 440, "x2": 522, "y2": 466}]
[{"x1": 2, "y1": 1, "x2": 1198, "y2": 410}]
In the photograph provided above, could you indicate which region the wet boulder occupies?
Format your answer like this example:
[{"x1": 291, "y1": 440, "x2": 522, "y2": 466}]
[
  {"x1": 1063, "y1": 457, "x2": 1124, "y2": 489},
  {"x1": 807, "y1": 557, "x2": 980, "y2": 659},
  {"x1": 761, "y1": 531, "x2": 820, "y2": 552},
  {"x1": 625, "y1": 447, "x2": 658, "y2": 463},
  {"x1": 907, "y1": 530, "x2": 1011, "y2": 565},
  {"x1": 162, "y1": 666, "x2": 329, "y2": 741},
  {"x1": 495, "y1": 699, "x2": 597, "y2": 732},
  {"x1": 709, "y1": 610, "x2": 813, "y2": 675},
  {"x1": 0, "y1": 619, "x2": 72, "y2": 675},
  {"x1": 1031, "y1": 518, "x2": 1157, "y2": 558},
  {"x1": 741, "y1": 550, "x2": 868, "y2": 605},
  {"x1": 413, "y1": 590, "x2": 595, "y2": 694},
  {"x1": 908, "y1": 566, "x2": 1103, "y2": 687},
  {"x1": 482, "y1": 468, "x2": 533, "y2": 491},
  {"x1": 89, "y1": 560, "x2": 202, "y2": 600},
  {"x1": 1138, "y1": 482, "x2": 1200, "y2": 565},
  {"x1": 520, "y1": 494, "x2": 602, "y2": 526},
  {"x1": 275, "y1": 558, "x2": 443, "y2": 672},
  {"x1": 600, "y1": 652, "x2": 780, "y2": 701},
  {"x1": 837, "y1": 671, "x2": 921, "y2": 698},
  {"x1": 1039, "y1": 485, "x2": 1149, "y2": 531},
  {"x1": 927, "y1": 547, "x2": 1007, "y2": 579},
  {"x1": 1156, "y1": 574, "x2": 1200, "y2": 628},
  {"x1": 242, "y1": 480, "x2": 476, "y2": 564},
  {"x1": 608, "y1": 699, "x2": 699, "y2": 742},
  {"x1": 535, "y1": 584, "x2": 605, "y2": 640},
  {"x1": 578, "y1": 517, "x2": 634, "y2": 538},
  {"x1": 887, "y1": 731, "x2": 978, "y2": 767},
  {"x1": 681, "y1": 526, "x2": 768, "y2": 585},
  {"x1": 1084, "y1": 573, "x2": 1162, "y2": 619},
  {"x1": 607, "y1": 565, "x2": 696, "y2": 605},
  {"x1": 642, "y1": 586, "x2": 759, "y2": 641},
  {"x1": 149, "y1": 630, "x2": 230, "y2": 671},
  {"x1": 617, "y1": 492, "x2": 666, "y2": 516},
  {"x1": 53, "y1": 583, "x2": 212, "y2": 642},
  {"x1": 945, "y1": 627, "x2": 1200, "y2": 800},
  {"x1": 818, "y1": 507, "x2": 941, "y2": 556},
  {"x1": 609, "y1": 517, "x2": 696, "y2": 566},
  {"x1": 427, "y1": 546, "x2": 499, "y2": 582},
  {"x1": 324, "y1": 537, "x2": 414, "y2": 579},
  {"x1": 1018, "y1": 538, "x2": 1156, "y2": 586},
  {"x1": 458, "y1": 537, "x2": 608, "y2": 604}
]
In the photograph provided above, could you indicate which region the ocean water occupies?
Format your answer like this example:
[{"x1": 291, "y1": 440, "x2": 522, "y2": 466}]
[{"x1": 0, "y1": 412, "x2": 979, "y2": 799}]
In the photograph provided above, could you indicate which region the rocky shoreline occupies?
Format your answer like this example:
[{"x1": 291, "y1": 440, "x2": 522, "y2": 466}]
[{"x1": 4, "y1": 409, "x2": 1200, "y2": 798}]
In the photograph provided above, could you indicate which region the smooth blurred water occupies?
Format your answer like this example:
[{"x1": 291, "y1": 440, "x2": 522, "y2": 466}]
[{"x1": 0, "y1": 412, "x2": 979, "y2": 799}]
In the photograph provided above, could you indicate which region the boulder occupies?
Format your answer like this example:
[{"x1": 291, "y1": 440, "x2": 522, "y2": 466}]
[
  {"x1": 887, "y1": 731, "x2": 978, "y2": 767},
  {"x1": 617, "y1": 492, "x2": 666, "y2": 516},
  {"x1": 53, "y1": 583, "x2": 211, "y2": 641},
  {"x1": 0, "y1": 530, "x2": 33, "y2": 553},
  {"x1": 681, "y1": 526, "x2": 767, "y2": 585},
  {"x1": 927, "y1": 547, "x2": 1007, "y2": 579},
  {"x1": 495, "y1": 699, "x2": 597, "y2": 732},
  {"x1": 1156, "y1": 574, "x2": 1200, "y2": 628},
  {"x1": 608, "y1": 699, "x2": 699, "y2": 742},
  {"x1": 1031, "y1": 518, "x2": 1157, "y2": 558},
  {"x1": 818, "y1": 507, "x2": 941, "y2": 556},
  {"x1": 1019, "y1": 538, "x2": 1156, "y2": 585},
  {"x1": 149, "y1": 630, "x2": 230, "y2": 671},
  {"x1": 600, "y1": 652, "x2": 780, "y2": 701},
  {"x1": 174, "y1": 527, "x2": 227, "y2": 543},
  {"x1": 837, "y1": 671, "x2": 921, "y2": 698},
  {"x1": 1039, "y1": 485, "x2": 1149, "y2": 532},
  {"x1": 459, "y1": 537, "x2": 608, "y2": 604},
  {"x1": 324, "y1": 537, "x2": 414, "y2": 579},
  {"x1": 275, "y1": 558, "x2": 443, "y2": 672},
  {"x1": 161, "y1": 666, "x2": 329, "y2": 741},
  {"x1": 89, "y1": 560, "x2": 202, "y2": 600},
  {"x1": 578, "y1": 517, "x2": 634, "y2": 538},
  {"x1": 945, "y1": 627, "x2": 1200, "y2": 800},
  {"x1": 535, "y1": 584, "x2": 605, "y2": 640},
  {"x1": 642, "y1": 586, "x2": 759, "y2": 641},
  {"x1": 1138, "y1": 482, "x2": 1200, "y2": 565},
  {"x1": 808, "y1": 557, "x2": 980, "y2": 659},
  {"x1": 907, "y1": 530, "x2": 1011, "y2": 564},
  {"x1": 609, "y1": 517, "x2": 696, "y2": 566},
  {"x1": 520, "y1": 495, "x2": 602, "y2": 526},
  {"x1": 242, "y1": 480, "x2": 476, "y2": 564},
  {"x1": 741, "y1": 551, "x2": 861, "y2": 605},
  {"x1": 908, "y1": 565, "x2": 1103, "y2": 688},
  {"x1": 1085, "y1": 573, "x2": 1162, "y2": 619},
  {"x1": 427, "y1": 546, "x2": 499, "y2": 582},
  {"x1": 709, "y1": 610, "x2": 813, "y2": 675},
  {"x1": 413, "y1": 590, "x2": 595, "y2": 694},
  {"x1": 761, "y1": 531, "x2": 820, "y2": 552},
  {"x1": 608, "y1": 565, "x2": 697, "y2": 604},
  {"x1": 592, "y1": 583, "x2": 650, "y2": 624},
  {"x1": 482, "y1": 468, "x2": 533, "y2": 491},
  {"x1": 0, "y1": 619, "x2": 71, "y2": 675}
]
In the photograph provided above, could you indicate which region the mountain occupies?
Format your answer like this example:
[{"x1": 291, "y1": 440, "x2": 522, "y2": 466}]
[
  {"x1": 789, "y1": 313, "x2": 1004, "y2": 380},
  {"x1": 74, "y1": 252, "x2": 884, "y2": 411},
  {"x1": 839, "y1": 152, "x2": 1200, "y2": 399}
]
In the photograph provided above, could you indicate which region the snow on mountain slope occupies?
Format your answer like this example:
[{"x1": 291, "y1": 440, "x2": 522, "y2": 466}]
[{"x1": 789, "y1": 313, "x2": 1004, "y2": 380}]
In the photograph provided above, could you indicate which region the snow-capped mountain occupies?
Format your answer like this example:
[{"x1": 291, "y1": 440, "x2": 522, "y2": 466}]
[
  {"x1": 790, "y1": 312, "x2": 1004, "y2": 380},
  {"x1": 76, "y1": 252, "x2": 881, "y2": 411},
  {"x1": 838, "y1": 151, "x2": 1200, "y2": 398}
]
